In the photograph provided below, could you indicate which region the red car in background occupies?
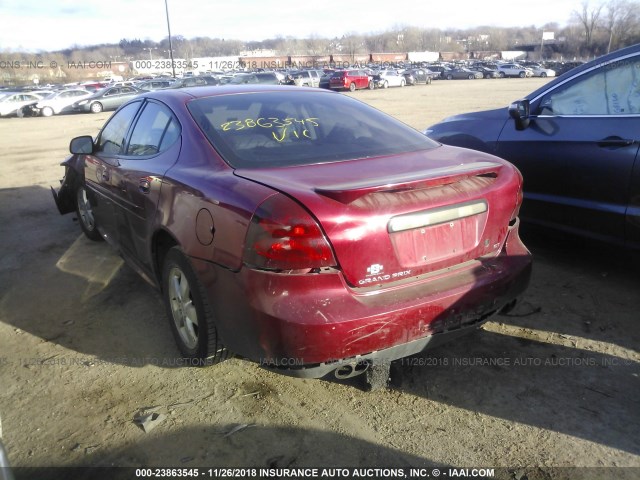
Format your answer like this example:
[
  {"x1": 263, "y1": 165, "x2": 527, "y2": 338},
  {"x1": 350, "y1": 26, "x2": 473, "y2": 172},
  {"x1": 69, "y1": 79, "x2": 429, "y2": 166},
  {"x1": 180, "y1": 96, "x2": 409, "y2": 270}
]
[
  {"x1": 53, "y1": 86, "x2": 531, "y2": 389},
  {"x1": 329, "y1": 69, "x2": 374, "y2": 91}
]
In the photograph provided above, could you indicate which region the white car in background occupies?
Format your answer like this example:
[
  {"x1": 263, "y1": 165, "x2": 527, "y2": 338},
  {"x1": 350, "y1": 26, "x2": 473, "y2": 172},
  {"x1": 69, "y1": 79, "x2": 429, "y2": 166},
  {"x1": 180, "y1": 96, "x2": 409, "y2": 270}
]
[
  {"x1": 0, "y1": 92, "x2": 47, "y2": 117},
  {"x1": 32, "y1": 89, "x2": 94, "y2": 116},
  {"x1": 496, "y1": 63, "x2": 534, "y2": 78},
  {"x1": 375, "y1": 69, "x2": 406, "y2": 88},
  {"x1": 528, "y1": 64, "x2": 556, "y2": 78}
]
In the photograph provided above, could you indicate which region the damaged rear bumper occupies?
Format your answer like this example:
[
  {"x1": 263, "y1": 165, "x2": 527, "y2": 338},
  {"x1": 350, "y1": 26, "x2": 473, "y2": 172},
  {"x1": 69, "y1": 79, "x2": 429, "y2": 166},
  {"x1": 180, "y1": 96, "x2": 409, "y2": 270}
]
[
  {"x1": 51, "y1": 158, "x2": 79, "y2": 215},
  {"x1": 192, "y1": 219, "x2": 532, "y2": 379}
]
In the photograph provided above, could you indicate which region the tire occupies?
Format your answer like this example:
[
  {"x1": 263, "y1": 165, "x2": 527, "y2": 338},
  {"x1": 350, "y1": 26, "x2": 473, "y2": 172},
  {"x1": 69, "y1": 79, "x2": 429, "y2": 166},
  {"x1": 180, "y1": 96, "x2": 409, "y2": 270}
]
[
  {"x1": 468, "y1": 74, "x2": 475, "y2": 80},
  {"x1": 426, "y1": 77, "x2": 432, "y2": 85},
  {"x1": 76, "y1": 184, "x2": 103, "y2": 241},
  {"x1": 400, "y1": 79, "x2": 405, "y2": 87},
  {"x1": 382, "y1": 80, "x2": 388, "y2": 89},
  {"x1": 499, "y1": 72, "x2": 506, "y2": 78},
  {"x1": 446, "y1": 74, "x2": 453, "y2": 80},
  {"x1": 348, "y1": 82, "x2": 356, "y2": 92},
  {"x1": 41, "y1": 106, "x2": 54, "y2": 117},
  {"x1": 16, "y1": 107, "x2": 25, "y2": 118},
  {"x1": 162, "y1": 247, "x2": 229, "y2": 366},
  {"x1": 90, "y1": 102, "x2": 103, "y2": 113},
  {"x1": 540, "y1": 72, "x2": 547, "y2": 78},
  {"x1": 368, "y1": 80, "x2": 374, "y2": 90},
  {"x1": 519, "y1": 71, "x2": 526, "y2": 78}
]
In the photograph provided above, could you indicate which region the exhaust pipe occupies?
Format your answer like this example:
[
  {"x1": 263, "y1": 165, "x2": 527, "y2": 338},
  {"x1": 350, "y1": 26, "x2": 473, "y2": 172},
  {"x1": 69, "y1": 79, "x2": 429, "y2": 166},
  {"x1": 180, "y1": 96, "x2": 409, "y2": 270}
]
[{"x1": 334, "y1": 362, "x2": 369, "y2": 379}]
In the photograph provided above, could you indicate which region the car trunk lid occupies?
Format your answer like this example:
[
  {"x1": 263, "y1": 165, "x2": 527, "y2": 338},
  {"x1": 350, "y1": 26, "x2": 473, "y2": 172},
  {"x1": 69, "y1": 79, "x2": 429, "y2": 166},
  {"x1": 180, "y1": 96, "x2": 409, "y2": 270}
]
[{"x1": 235, "y1": 146, "x2": 521, "y2": 288}]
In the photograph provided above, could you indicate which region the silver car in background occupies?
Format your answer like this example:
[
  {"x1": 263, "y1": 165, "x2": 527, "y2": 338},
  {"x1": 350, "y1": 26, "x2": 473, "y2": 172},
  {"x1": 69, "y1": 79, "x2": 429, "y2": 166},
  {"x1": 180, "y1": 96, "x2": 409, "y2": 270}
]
[{"x1": 32, "y1": 89, "x2": 94, "y2": 116}]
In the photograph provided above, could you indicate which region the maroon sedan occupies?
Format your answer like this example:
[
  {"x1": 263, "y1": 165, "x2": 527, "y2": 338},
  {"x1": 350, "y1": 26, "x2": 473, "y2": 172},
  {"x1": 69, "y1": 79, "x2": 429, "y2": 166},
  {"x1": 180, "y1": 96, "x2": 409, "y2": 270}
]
[{"x1": 53, "y1": 86, "x2": 531, "y2": 387}]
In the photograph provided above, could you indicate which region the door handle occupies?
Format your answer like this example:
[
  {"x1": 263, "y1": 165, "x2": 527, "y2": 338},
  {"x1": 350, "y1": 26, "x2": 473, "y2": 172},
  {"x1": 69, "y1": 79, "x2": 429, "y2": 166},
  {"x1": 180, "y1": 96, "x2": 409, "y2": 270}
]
[
  {"x1": 139, "y1": 178, "x2": 151, "y2": 194},
  {"x1": 598, "y1": 136, "x2": 635, "y2": 148}
]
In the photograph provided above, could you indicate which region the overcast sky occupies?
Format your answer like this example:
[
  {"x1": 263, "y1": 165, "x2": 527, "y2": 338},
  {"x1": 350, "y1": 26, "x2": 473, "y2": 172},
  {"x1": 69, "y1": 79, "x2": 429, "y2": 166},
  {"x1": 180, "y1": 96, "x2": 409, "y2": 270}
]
[{"x1": 1, "y1": 0, "x2": 579, "y2": 52}]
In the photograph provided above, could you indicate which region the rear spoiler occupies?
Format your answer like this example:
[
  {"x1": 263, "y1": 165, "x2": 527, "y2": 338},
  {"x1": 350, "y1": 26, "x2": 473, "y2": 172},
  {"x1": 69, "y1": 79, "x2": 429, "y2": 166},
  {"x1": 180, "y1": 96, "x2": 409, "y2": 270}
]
[{"x1": 314, "y1": 161, "x2": 502, "y2": 203}]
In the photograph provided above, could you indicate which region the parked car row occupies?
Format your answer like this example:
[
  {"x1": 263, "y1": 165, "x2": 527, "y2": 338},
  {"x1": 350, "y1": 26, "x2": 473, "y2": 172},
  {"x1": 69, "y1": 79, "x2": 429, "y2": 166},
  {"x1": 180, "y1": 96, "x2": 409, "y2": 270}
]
[
  {"x1": 2, "y1": 57, "x2": 559, "y2": 119},
  {"x1": 4, "y1": 57, "x2": 557, "y2": 119}
]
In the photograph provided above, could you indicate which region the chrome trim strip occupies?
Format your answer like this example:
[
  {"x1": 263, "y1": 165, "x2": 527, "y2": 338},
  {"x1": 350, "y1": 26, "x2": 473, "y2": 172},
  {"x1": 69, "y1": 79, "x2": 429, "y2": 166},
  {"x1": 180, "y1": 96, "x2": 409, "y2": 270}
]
[{"x1": 388, "y1": 200, "x2": 488, "y2": 233}]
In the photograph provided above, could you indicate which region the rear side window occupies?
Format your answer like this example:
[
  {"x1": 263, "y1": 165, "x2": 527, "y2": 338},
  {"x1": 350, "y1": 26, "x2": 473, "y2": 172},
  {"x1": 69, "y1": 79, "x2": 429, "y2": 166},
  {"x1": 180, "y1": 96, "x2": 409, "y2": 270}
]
[
  {"x1": 127, "y1": 102, "x2": 180, "y2": 156},
  {"x1": 96, "y1": 102, "x2": 141, "y2": 155},
  {"x1": 187, "y1": 90, "x2": 438, "y2": 168}
]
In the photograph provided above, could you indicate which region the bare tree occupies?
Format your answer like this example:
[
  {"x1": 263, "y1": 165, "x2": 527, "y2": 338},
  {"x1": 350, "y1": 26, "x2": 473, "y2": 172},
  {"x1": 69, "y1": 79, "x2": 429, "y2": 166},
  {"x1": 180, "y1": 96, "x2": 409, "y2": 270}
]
[
  {"x1": 604, "y1": 0, "x2": 639, "y2": 52},
  {"x1": 305, "y1": 34, "x2": 330, "y2": 56},
  {"x1": 341, "y1": 32, "x2": 365, "y2": 61},
  {"x1": 572, "y1": 1, "x2": 604, "y2": 53}
]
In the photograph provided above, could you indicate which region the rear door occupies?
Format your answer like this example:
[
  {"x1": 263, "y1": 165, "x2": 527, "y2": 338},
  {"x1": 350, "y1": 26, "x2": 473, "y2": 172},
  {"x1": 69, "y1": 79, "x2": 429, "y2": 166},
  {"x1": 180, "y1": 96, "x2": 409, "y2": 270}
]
[{"x1": 356, "y1": 70, "x2": 369, "y2": 88}]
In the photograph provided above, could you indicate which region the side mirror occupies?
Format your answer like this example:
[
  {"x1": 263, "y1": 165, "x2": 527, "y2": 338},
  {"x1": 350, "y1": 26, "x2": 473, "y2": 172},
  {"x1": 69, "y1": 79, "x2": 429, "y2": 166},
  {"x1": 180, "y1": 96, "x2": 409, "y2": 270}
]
[
  {"x1": 508, "y1": 99, "x2": 531, "y2": 131},
  {"x1": 69, "y1": 136, "x2": 94, "y2": 154}
]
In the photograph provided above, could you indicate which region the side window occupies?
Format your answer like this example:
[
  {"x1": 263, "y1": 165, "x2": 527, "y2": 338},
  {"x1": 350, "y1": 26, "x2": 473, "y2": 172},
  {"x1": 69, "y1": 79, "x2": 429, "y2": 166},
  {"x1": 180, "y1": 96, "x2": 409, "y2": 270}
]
[
  {"x1": 96, "y1": 102, "x2": 141, "y2": 155},
  {"x1": 539, "y1": 55, "x2": 640, "y2": 115},
  {"x1": 127, "y1": 102, "x2": 180, "y2": 156}
]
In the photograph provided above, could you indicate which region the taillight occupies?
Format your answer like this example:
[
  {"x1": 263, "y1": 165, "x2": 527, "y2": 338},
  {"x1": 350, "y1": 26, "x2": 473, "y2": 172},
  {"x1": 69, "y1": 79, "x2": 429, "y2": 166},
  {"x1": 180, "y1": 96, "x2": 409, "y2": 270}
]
[
  {"x1": 243, "y1": 194, "x2": 337, "y2": 271},
  {"x1": 512, "y1": 169, "x2": 524, "y2": 222}
]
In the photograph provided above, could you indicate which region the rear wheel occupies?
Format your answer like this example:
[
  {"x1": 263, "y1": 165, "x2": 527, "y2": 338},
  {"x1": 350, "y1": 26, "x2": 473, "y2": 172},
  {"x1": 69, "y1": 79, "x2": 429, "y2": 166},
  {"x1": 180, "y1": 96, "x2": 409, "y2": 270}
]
[
  {"x1": 76, "y1": 184, "x2": 103, "y2": 241},
  {"x1": 368, "y1": 80, "x2": 374, "y2": 90},
  {"x1": 162, "y1": 247, "x2": 229, "y2": 366},
  {"x1": 383, "y1": 80, "x2": 389, "y2": 88},
  {"x1": 400, "y1": 79, "x2": 405, "y2": 87},
  {"x1": 446, "y1": 74, "x2": 453, "y2": 80},
  {"x1": 41, "y1": 106, "x2": 54, "y2": 117},
  {"x1": 519, "y1": 71, "x2": 526, "y2": 78},
  {"x1": 426, "y1": 77, "x2": 432, "y2": 85},
  {"x1": 90, "y1": 102, "x2": 103, "y2": 113},
  {"x1": 540, "y1": 72, "x2": 547, "y2": 78},
  {"x1": 349, "y1": 82, "x2": 356, "y2": 92},
  {"x1": 468, "y1": 74, "x2": 475, "y2": 80},
  {"x1": 499, "y1": 71, "x2": 506, "y2": 78}
]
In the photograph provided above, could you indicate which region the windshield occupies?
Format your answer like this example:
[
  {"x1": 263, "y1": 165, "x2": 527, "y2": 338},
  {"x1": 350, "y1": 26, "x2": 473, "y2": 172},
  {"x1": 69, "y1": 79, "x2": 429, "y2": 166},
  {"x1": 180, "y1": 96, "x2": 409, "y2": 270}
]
[{"x1": 188, "y1": 90, "x2": 439, "y2": 168}]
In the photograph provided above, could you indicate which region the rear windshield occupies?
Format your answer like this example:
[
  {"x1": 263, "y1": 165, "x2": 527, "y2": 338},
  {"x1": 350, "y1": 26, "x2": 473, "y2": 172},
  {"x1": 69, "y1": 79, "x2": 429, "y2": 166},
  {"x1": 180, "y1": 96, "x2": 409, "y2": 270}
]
[{"x1": 187, "y1": 90, "x2": 438, "y2": 168}]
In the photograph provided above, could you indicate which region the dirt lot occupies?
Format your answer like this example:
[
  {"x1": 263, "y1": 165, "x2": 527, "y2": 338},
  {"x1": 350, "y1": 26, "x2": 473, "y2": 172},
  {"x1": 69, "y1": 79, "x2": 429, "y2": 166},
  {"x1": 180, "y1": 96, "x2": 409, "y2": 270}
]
[{"x1": 0, "y1": 79, "x2": 639, "y2": 479}]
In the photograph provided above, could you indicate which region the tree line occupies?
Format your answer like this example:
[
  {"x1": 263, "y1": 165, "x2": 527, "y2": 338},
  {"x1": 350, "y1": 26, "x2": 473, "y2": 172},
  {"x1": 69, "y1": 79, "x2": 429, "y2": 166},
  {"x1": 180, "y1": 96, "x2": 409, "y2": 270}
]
[{"x1": 2, "y1": 1, "x2": 639, "y2": 66}]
